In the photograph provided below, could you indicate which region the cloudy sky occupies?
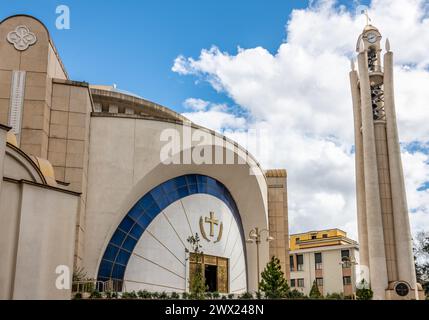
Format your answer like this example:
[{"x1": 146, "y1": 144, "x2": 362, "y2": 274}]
[
  {"x1": 172, "y1": 0, "x2": 429, "y2": 240},
  {"x1": 2, "y1": 0, "x2": 427, "y2": 240}
]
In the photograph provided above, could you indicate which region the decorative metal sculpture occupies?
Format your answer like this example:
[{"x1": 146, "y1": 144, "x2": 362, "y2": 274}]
[
  {"x1": 368, "y1": 48, "x2": 378, "y2": 72},
  {"x1": 371, "y1": 84, "x2": 385, "y2": 120}
]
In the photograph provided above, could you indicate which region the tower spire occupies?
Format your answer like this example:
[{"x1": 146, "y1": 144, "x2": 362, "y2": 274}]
[
  {"x1": 349, "y1": 24, "x2": 423, "y2": 300},
  {"x1": 363, "y1": 9, "x2": 371, "y2": 26}
]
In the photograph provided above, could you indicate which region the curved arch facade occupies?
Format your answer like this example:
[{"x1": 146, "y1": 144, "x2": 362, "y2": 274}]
[{"x1": 97, "y1": 174, "x2": 247, "y2": 290}]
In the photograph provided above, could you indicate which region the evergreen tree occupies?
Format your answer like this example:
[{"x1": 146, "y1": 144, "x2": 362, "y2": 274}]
[
  {"x1": 259, "y1": 256, "x2": 290, "y2": 299},
  {"x1": 309, "y1": 280, "x2": 322, "y2": 299},
  {"x1": 187, "y1": 234, "x2": 207, "y2": 299},
  {"x1": 356, "y1": 279, "x2": 373, "y2": 300}
]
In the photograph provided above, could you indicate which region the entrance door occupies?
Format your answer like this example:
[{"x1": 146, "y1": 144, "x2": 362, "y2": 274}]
[
  {"x1": 205, "y1": 265, "x2": 218, "y2": 292},
  {"x1": 189, "y1": 253, "x2": 229, "y2": 293}
]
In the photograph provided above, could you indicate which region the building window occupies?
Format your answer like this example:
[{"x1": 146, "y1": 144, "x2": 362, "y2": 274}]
[
  {"x1": 316, "y1": 278, "x2": 324, "y2": 287},
  {"x1": 341, "y1": 249, "x2": 351, "y2": 268},
  {"x1": 315, "y1": 252, "x2": 323, "y2": 270},
  {"x1": 290, "y1": 255, "x2": 294, "y2": 271},
  {"x1": 341, "y1": 249, "x2": 350, "y2": 258},
  {"x1": 297, "y1": 279, "x2": 305, "y2": 288},
  {"x1": 343, "y1": 276, "x2": 352, "y2": 286},
  {"x1": 311, "y1": 235, "x2": 317, "y2": 240},
  {"x1": 290, "y1": 279, "x2": 296, "y2": 288},
  {"x1": 297, "y1": 254, "x2": 304, "y2": 271}
]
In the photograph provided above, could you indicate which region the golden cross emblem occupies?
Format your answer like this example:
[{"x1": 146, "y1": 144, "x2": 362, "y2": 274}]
[
  {"x1": 199, "y1": 212, "x2": 223, "y2": 243},
  {"x1": 205, "y1": 212, "x2": 218, "y2": 237}
]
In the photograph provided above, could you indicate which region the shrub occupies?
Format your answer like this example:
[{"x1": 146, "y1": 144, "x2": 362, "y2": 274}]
[
  {"x1": 326, "y1": 292, "x2": 344, "y2": 300},
  {"x1": 89, "y1": 290, "x2": 102, "y2": 299},
  {"x1": 121, "y1": 291, "x2": 138, "y2": 299},
  {"x1": 170, "y1": 292, "x2": 180, "y2": 299},
  {"x1": 159, "y1": 292, "x2": 169, "y2": 300},
  {"x1": 73, "y1": 292, "x2": 82, "y2": 300},
  {"x1": 287, "y1": 289, "x2": 306, "y2": 299},
  {"x1": 239, "y1": 292, "x2": 253, "y2": 299},
  {"x1": 137, "y1": 290, "x2": 152, "y2": 299}
]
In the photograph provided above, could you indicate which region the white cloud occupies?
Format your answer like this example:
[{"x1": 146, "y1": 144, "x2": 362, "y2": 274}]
[
  {"x1": 183, "y1": 99, "x2": 246, "y2": 132},
  {"x1": 172, "y1": 0, "x2": 429, "y2": 240},
  {"x1": 183, "y1": 98, "x2": 210, "y2": 111}
]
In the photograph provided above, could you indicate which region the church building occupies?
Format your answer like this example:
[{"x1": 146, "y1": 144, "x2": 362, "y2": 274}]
[{"x1": 0, "y1": 15, "x2": 290, "y2": 299}]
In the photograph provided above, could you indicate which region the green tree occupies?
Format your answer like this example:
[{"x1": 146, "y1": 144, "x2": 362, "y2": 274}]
[
  {"x1": 356, "y1": 279, "x2": 373, "y2": 300},
  {"x1": 414, "y1": 231, "x2": 429, "y2": 296},
  {"x1": 259, "y1": 256, "x2": 290, "y2": 299},
  {"x1": 309, "y1": 280, "x2": 322, "y2": 299},
  {"x1": 187, "y1": 233, "x2": 207, "y2": 299}
]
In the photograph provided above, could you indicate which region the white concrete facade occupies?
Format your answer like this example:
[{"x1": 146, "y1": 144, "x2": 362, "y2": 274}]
[
  {"x1": 124, "y1": 194, "x2": 246, "y2": 293},
  {"x1": 290, "y1": 245, "x2": 359, "y2": 297}
]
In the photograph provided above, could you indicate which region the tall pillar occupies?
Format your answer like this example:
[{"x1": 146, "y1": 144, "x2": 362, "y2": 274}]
[
  {"x1": 383, "y1": 51, "x2": 417, "y2": 291},
  {"x1": 349, "y1": 68, "x2": 369, "y2": 272},
  {"x1": 357, "y1": 51, "x2": 389, "y2": 299}
]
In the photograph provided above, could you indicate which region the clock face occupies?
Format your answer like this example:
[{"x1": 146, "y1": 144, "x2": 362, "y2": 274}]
[
  {"x1": 395, "y1": 282, "x2": 410, "y2": 297},
  {"x1": 367, "y1": 32, "x2": 378, "y2": 44}
]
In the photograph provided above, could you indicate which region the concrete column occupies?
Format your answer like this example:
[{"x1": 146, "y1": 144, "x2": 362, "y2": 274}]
[
  {"x1": 357, "y1": 52, "x2": 388, "y2": 299},
  {"x1": 383, "y1": 52, "x2": 417, "y2": 291},
  {"x1": 349, "y1": 70, "x2": 369, "y2": 271}
]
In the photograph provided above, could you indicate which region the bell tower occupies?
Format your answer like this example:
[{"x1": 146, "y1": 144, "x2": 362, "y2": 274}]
[{"x1": 349, "y1": 24, "x2": 423, "y2": 300}]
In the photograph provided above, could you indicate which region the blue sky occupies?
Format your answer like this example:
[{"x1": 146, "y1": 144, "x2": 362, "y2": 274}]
[{"x1": 1, "y1": 0, "x2": 368, "y2": 112}]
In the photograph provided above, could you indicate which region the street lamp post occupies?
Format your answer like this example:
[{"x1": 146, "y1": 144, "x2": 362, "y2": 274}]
[{"x1": 246, "y1": 227, "x2": 274, "y2": 293}]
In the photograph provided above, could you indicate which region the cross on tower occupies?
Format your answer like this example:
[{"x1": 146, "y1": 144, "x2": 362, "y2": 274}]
[
  {"x1": 363, "y1": 9, "x2": 371, "y2": 26},
  {"x1": 205, "y1": 212, "x2": 219, "y2": 237}
]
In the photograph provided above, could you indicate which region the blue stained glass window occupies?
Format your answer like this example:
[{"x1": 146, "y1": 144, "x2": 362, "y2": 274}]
[
  {"x1": 115, "y1": 250, "x2": 131, "y2": 266},
  {"x1": 150, "y1": 186, "x2": 164, "y2": 200},
  {"x1": 175, "y1": 176, "x2": 187, "y2": 188},
  {"x1": 102, "y1": 245, "x2": 119, "y2": 262},
  {"x1": 145, "y1": 203, "x2": 161, "y2": 219},
  {"x1": 128, "y1": 205, "x2": 142, "y2": 220},
  {"x1": 129, "y1": 223, "x2": 143, "y2": 239},
  {"x1": 118, "y1": 216, "x2": 135, "y2": 233},
  {"x1": 140, "y1": 194, "x2": 155, "y2": 209},
  {"x1": 177, "y1": 186, "x2": 188, "y2": 198},
  {"x1": 112, "y1": 264, "x2": 126, "y2": 280},
  {"x1": 97, "y1": 174, "x2": 245, "y2": 284},
  {"x1": 137, "y1": 213, "x2": 151, "y2": 229},
  {"x1": 122, "y1": 236, "x2": 138, "y2": 252},
  {"x1": 188, "y1": 183, "x2": 198, "y2": 194},
  {"x1": 110, "y1": 229, "x2": 127, "y2": 246},
  {"x1": 186, "y1": 175, "x2": 197, "y2": 185},
  {"x1": 98, "y1": 260, "x2": 113, "y2": 278}
]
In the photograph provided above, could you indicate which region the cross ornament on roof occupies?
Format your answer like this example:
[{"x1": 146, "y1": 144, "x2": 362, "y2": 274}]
[{"x1": 362, "y1": 9, "x2": 372, "y2": 26}]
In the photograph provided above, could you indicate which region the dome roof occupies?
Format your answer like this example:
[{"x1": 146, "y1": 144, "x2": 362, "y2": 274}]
[{"x1": 90, "y1": 85, "x2": 143, "y2": 99}]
